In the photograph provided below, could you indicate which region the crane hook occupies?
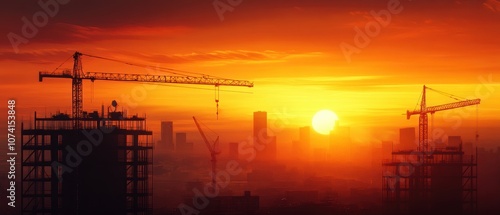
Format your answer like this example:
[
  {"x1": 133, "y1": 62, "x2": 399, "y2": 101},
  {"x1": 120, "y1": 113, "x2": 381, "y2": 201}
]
[{"x1": 215, "y1": 84, "x2": 220, "y2": 119}]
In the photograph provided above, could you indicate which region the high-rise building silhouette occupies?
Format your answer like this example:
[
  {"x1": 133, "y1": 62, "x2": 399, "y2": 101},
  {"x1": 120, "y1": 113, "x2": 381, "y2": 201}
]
[
  {"x1": 253, "y1": 111, "x2": 267, "y2": 141},
  {"x1": 253, "y1": 111, "x2": 276, "y2": 161},
  {"x1": 176, "y1": 132, "x2": 187, "y2": 151},
  {"x1": 293, "y1": 125, "x2": 310, "y2": 157},
  {"x1": 161, "y1": 121, "x2": 174, "y2": 150}
]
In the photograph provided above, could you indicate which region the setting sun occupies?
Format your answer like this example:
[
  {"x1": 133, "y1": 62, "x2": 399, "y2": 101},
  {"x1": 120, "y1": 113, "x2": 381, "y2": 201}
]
[
  {"x1": 312, "y1": 109, "x2": 339, "y2": 135},
  {"x1": 1, "y1": 1, "x2": 500, "y2": 214}
]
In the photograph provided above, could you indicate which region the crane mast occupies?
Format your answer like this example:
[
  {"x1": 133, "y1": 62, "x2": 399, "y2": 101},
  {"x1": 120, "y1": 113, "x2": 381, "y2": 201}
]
[
  {"x1": 39, "y1": 52, "x2": 254, "y2": 128},
  {"x1": 406, "y1": 85, "x2": 480, "y2": 152},
  {"x1": 72, "y1": 52, "x2": 83, "y2": 127},
  {"x1": 192, "y1": 116, "x2": 219, "y2": 191}
]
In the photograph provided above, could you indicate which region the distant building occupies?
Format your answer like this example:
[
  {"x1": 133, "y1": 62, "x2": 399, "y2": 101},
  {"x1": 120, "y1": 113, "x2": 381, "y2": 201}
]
[
  {"x1": 399, "y1": 127, "x2": 416, "y2": 151},
  {"x1": 298, "y1": 126, "x2": 310, "y2": 157},
  {"x1": 161, "y1": 121, "x2": 174, "y2": 150},
  {"x1": 175, "y1": 132, "x2": 187, "y2": 151},
  {"x1": 253, "y1": 111, "x2": 267, "y2": 143},
  {"x1": 253, "y1": 111, "x2": 276, "y2": 161}
]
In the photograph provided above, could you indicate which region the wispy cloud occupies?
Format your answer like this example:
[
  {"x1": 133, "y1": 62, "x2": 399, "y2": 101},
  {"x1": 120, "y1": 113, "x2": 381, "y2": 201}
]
[
  {"x1": 483, "y1": 0, "x2": 500, "y2": 12},
  {"x1": 128, "y1": 50, "x2": 324, "y2": 65},
  {"x1": 255, "y1": 75, "x2": 390, "y2": 87},
  {"x1": 10, "y1": 23, "x2": 192, "y2": 45},
  {"x1": 0, "y1": 48, "x2": 74, "y2": 63}
]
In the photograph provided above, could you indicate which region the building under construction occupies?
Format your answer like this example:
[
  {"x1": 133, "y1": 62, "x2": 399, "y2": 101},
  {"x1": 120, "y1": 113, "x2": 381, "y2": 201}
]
[
  {"x1": 383, "y1": 86, "x2": 479, "y2": 215},
  {"x1": 383, "y1": 144, "x2": 478, "y2": 215},
  {"x1": 21, "y1": 109, "x2": 153, "y2": 215}
]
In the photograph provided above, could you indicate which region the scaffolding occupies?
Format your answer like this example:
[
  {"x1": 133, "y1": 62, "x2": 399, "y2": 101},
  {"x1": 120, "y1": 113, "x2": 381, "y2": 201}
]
[
  {"x1": 382, "y1": 145, "x2": 477, "y2": 215},
  {"x1": 21, "y1": 111, "x2": 153, "y2": 215}
]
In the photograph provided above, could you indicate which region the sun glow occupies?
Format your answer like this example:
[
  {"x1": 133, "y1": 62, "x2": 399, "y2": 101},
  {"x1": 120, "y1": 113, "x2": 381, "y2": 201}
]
[{"x1": 312, "y1": 110, "x2": 339, "y2": 135}]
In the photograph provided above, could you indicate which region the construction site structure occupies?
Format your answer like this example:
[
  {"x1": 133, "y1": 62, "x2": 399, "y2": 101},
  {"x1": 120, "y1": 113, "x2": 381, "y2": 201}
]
[
  {"x1": 21, "y1": 107, "x2": 153, "y2": 215},
  {"x1": 383, "y1": 144, "x2": 478, "y2": 215},
  {"x1": 383, "y1": 85, "x2": 479, "y2": 215},
  {"x1": 22, "y1": 51, "x2": 253, "y2": 215}
]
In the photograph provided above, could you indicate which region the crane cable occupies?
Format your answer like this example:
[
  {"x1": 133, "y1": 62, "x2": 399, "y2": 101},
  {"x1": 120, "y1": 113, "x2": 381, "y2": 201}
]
[
  {"x1": 426, "y1": 87, "x2": 465, "y2": 101},
  {"x1": 81, "y1": 53, "x2": 228, "y2": 79},
  {"x1": 413, "y1": 89, "x2": 423, "y2": 112},
  {"x1": 198, "y1": 119, "x2": 219, "y2": 150},
  {"x1": 215, "y1": 85, "x2": 220, "y2": 119},
  {"x1": 50, "y1": 55, "x2": 73, "y2": 74},
  {"x1": 414, "y1": 86, "x2": 471, "y2": 112},
  {"x1": 81, "y1": 52, "x2": 245, "y2": 120}
]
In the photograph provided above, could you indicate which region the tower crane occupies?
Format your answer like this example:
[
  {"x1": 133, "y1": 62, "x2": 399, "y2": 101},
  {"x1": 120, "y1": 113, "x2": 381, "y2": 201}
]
[
  {"x1": 406, "y1": 85, "x2": 480, "y2": 152},
  {"x1": 39, "y1": 52, "x2": 254, "y2": 128},
  {"x1": 192, "y1": 116, "x2": 220, "y2": 191}
]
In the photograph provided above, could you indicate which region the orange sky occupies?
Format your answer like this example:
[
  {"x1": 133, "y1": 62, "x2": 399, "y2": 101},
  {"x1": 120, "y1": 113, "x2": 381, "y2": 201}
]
[{"x1": 1, "y1": 0, "x2": 499, "y2": 149}]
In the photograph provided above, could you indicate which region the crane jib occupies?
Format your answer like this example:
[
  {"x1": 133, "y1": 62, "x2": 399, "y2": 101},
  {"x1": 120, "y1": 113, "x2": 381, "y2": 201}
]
[
  {"x1": 406, "y1": 99, "x2": 481, "y2": 119},
  {"x1": 38, "y1": 71, "x2": 254, "y2": 87}
]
